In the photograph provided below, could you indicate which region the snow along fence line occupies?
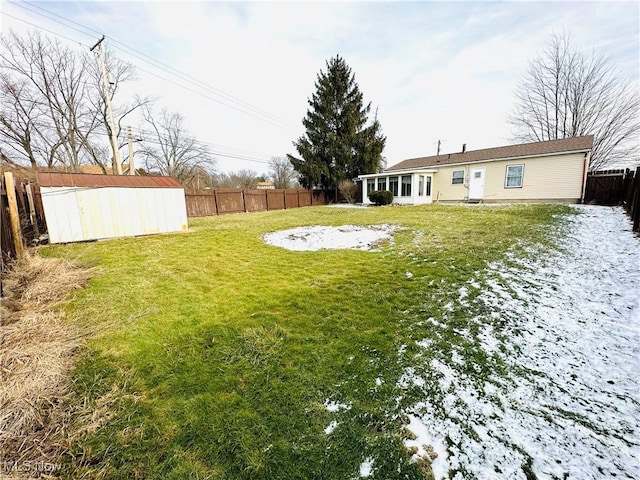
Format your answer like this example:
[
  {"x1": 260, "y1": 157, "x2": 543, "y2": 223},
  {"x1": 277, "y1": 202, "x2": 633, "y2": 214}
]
[
  {"x1": 398, "y1": 205, "x2": 640, "y2": 479},
  {"x1": 584, "y1": 166, "x2": 640, "y2": 231}
]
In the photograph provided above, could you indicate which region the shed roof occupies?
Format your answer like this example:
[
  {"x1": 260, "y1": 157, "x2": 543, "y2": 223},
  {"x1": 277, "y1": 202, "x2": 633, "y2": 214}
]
[
  {"x1": 37, "y1": 172, "x2": 183, "y2": 188},
  {"x1": 386, "y1": 136, "x2": 594, "y2": 172}
]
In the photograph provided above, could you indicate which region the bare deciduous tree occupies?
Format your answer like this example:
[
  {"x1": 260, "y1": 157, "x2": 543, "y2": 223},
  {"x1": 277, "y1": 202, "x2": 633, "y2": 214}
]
[
  {"x1": 141, "y1": 106, "x2": 216, "y2": 185},
  {"x1": 338, "y1": 180, "x2": 358, "y2": 204},
  {"x1": 213, "y1": 169, "x2": 262, "y2": 189},
  {"x1": 0, "y1": 30, "x2": 150, "y2": 172},
  {"x1": 268, "y1": 156, "x2": 297, "y2": 189},
  {"x1": 84, "y1": 46, "x2": 153, "y2": 172},
  {"x1": 0, "y1": 30, "x2": 92, "y2": 170},
  {"x1": 509, "y1": 32, "x2": 639, "y2": 170}
]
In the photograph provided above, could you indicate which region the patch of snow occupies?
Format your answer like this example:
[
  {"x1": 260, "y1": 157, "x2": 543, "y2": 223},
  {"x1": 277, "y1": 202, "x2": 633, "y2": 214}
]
[
  {"x1": 263, "y1": 224, "x2": 399, "y2": 251},
  {"x1": 359, "y1": 457, "x2": 374, "y2": 477},
  {"x1": 324, "y1": 400, "x2": 351, "y2": 413},
  {"x1": 399, "y1": 206, "x2": 640, "y2": 479},
  {"x1": 325, "y1": 203, "x2": 371, "y2": 209},
  {"x1": 324, "y1": 420, "x2": 338, "y2": 434},
  {"x1": 403, "y1": 414, "x2": 448, "y2": 480}
]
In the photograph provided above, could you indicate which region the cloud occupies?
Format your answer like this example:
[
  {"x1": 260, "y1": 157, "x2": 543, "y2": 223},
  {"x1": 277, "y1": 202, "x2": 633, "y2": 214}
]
[{"x1": 1, "y1": 0, "x2": 638, "y2": 173}]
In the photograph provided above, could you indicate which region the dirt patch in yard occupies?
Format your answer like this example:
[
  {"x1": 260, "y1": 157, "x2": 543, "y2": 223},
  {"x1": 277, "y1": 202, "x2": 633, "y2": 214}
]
[{"x1": 1, "y1": 254, "x2": 91, "y2": 478}]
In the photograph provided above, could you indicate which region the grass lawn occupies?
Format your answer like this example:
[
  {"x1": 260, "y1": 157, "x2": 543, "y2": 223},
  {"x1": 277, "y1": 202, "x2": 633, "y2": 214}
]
[{"x1": 43, "y1": 204, "x2": 570, "y2": 480}]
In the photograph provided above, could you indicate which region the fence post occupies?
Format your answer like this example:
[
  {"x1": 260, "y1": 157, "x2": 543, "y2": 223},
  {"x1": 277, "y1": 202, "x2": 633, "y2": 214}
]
[
  {"x1": 3, "y1": 172, "x2": 24, "y2": 258},
  {"x1": 213, "y1": 189, "x2": 219, "y2": 215},
  {"x1": 632, "y1": 167, "x2": 640, "y2": 232},
  {"x1": 25, "y1": 182, "x2": 40, "y2": 237}
]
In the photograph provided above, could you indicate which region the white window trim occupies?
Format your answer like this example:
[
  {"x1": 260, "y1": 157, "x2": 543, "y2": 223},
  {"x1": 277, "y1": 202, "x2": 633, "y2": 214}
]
[
  {"x1": 401, "y1": 175, "x2": 412, "y2": 197},
  {"x1": 505, "y1": 164, "x2": 524, "y2": 188},
  {"x1": 451, "y1": 169, "x2": 465, "y2": 185},
  {"x1": 388, "y1": 176, "x2": 399, "y2": 196}
]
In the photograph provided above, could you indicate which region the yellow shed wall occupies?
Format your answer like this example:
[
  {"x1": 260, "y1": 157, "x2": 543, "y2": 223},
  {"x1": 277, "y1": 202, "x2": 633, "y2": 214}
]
[{"x1": 432, "y1": 153, "x2": 587, "y2": 202}]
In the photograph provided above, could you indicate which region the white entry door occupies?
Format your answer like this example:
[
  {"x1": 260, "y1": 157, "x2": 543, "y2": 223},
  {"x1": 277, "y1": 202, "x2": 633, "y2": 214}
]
[{"x1": 468, "y1": 168, "x2": 485, "y2": 201}]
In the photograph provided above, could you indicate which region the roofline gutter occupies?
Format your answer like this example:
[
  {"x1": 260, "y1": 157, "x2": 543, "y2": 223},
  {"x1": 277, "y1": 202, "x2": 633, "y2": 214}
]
[{"x1": 358, "y1": 169, "x2": 438, "y2": 179}]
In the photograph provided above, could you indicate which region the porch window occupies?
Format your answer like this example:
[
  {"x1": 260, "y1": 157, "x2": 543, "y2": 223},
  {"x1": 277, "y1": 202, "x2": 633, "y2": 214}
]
[
  {"x1": 389, "y1": 176, "x2": 398, "y2": 196},
  {"x1": 401, "y1": 175, "x2": 412, "y2": 196},
  {"x1": 425, "y1": 176, "x2": 432, "y2": 196},
  {"x1": 452, "y1": 170, "x2": 464, "y2": 185},
  {"x1": 367, "y1": 178, "x2": 375, "y2": 194},
  {"x1": 418, "y1": 175, "x2": 424, "y2": 196},
  {"x1": 505, "y1": 165, "x2": 524, "y2": 188},
  {"x1": 377, "y1": 177, "x2": 387, "y2": 191}
]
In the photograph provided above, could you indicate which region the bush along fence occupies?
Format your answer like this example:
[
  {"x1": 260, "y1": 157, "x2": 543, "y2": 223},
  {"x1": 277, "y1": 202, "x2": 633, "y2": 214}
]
[
  {"x1": 184, "y1": 188, "x2": 328, "y2": 217},
  {"x1": 584, "y1": 167, "x2": 640, "y2": 232},
  {"x1": 1, "y1": 172, "x2": 48, "y2": 268}
]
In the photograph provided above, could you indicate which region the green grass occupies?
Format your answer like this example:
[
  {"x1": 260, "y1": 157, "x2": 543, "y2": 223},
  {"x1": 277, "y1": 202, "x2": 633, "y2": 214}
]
[{"x1": 42, "y1": 204, "x2": 571, "y2": 479}]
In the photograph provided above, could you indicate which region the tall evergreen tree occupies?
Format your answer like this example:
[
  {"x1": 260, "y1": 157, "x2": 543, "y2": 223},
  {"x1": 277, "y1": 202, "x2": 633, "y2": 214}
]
[{"x1": 288, "y1": 56, "x2": 386, "y2": 190}]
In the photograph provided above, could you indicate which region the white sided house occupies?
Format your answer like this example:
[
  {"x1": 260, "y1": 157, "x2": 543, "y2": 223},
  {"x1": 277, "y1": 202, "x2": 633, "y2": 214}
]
[
  {"x1": 37, "y1": 172, "x2": 188, "y2": 244},
  {"x1": 358, "y1": 136, "x2": 593, "y2": 204}
]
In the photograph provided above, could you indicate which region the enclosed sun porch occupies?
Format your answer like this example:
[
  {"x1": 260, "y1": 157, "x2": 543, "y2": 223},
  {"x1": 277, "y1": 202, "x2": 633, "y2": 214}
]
[{"x1": 358, "y1": 170, "x2": 437, "y2": 205}]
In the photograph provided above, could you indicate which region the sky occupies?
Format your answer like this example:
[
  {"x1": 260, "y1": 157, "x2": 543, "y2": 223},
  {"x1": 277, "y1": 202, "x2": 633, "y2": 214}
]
[{"x1": 1, "y1": 0, "x2": 638, "y2": 175}]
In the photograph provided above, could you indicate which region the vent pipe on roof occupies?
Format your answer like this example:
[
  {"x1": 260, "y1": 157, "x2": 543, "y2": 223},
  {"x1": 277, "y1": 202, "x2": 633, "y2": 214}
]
[{"x1": 462, "y1": 144, "x2": 467, "y2": 153}]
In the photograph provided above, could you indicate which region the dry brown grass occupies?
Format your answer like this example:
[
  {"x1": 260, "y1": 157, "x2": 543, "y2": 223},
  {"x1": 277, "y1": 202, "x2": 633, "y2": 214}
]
[{"x1": 0, "y1": 254, "x2": 92, "y2": 478}]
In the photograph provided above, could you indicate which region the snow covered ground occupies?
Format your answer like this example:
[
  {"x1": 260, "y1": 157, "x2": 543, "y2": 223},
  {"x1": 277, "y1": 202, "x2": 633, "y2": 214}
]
[
  {"x1": 262, "y1": 206, "x2": 638, "y2": 478},
  {"x1": 401, "y1": 205, "x2": 640, "y2": 479},
  {"x1": 263, "y1": 224, "x2": 399, "y2": 251}
]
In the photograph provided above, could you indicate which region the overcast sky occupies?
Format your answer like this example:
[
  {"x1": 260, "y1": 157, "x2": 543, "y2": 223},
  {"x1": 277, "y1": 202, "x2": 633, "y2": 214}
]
[{"x1": 1, "y1": 1, "x2": 638, "y2": 174}]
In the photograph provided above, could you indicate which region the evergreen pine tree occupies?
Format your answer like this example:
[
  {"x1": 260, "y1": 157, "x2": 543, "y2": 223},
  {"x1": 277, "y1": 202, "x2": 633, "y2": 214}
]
[{"x1": 288, "y1": 56, "x2": 386, "y2": 190}]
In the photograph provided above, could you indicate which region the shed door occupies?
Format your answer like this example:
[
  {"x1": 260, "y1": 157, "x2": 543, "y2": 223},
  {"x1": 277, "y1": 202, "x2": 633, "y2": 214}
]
[{"x1": 468, "y1": 168, "x2": 485, "y2": 200}]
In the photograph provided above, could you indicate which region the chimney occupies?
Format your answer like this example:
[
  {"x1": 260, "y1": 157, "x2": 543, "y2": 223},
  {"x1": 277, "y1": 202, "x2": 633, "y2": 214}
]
[{"x1": 462, "y1": 143, "x2": 467, "y2": 153}]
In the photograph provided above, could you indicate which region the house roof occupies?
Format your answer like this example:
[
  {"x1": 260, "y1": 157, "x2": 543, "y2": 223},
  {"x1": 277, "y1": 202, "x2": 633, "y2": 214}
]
[
  {"x1": 37, "y1": 172, "x2": 183, "y2": 188},
  {"x1": 386, "y1": 136, "x2": 594, "y2": 172}
]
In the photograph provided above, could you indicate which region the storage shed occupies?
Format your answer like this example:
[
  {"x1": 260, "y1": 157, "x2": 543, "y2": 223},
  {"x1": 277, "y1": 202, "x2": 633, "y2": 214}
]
[{"x1": 37, "y1": 172, "x2": 188, "y2": 244}]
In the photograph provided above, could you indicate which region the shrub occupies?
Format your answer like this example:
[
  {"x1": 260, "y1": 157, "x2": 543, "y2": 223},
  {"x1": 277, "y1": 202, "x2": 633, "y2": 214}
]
[
  {"x1": 368, "y1": 190, "x2": 393, "y2": 205},
  {"x1": 338, "y1": 180, "x2": 358, "y2": 204}
]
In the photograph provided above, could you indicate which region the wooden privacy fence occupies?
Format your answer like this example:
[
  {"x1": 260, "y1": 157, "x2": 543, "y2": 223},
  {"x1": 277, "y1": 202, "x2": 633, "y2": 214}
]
[
  {"x1": 1, "y1": 172, "x2": 47, "y2": 268},
  {"x1": 584, "y1": 167, "x2": 640, "y2": 232},
  {"x1": 184, "y1": 188, "x2": 327, "y2": 217}
]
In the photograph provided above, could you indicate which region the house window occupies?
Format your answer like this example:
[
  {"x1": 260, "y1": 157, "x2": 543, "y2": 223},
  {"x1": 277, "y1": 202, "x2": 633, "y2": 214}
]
[
  {"x1": 452, "y1": 170, "x2": 464, "y2": 185},
  {"x1": 401, "y1": 175, "x2": 412, "y2": 196},
  {"x1": 389, "y1": 176, "x2": 399, "y2": 196},
  {"x1": 367, "y1": 178, "x2": 375, "y2": 194},
  {"x1": 377, "y1": 177, "x2": 387, "y2": 191},
  {"x1": 418, "y1": 175, "x2": 424, "y2": 196},
  {"x1": 425, "y1": 176, "x2": 432, "y2": 196},
  {"x1": 505, "y1": 165, "x2": 524, "y2": 188}
]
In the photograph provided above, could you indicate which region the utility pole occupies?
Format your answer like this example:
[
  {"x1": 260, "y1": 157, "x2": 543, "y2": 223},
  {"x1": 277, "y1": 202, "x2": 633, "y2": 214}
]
[
  {"x1": 90, "y1": 36, "x2": 122, "y2": 175},
  {"x1": 127, "y1": 126, "x2": 135, "y2": 175}
]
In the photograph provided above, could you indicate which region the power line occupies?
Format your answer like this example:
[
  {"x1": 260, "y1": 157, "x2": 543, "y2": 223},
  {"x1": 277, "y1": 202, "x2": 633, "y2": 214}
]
[
  {"x1": 6, "y1": 0, "x2": 299, "y2": 131},
  {"x1": 94, "y1": 126, "x2": 273, "y2": 165},
  {"x1": 134, "y1": 65, "x2": 295, "y2": 131},
  {"x1": 1, "y1": 8, "x2": 288, "y2": 167},
  {"x1": 0, "y1": 11, "x2": 88, "y2": 47}
]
